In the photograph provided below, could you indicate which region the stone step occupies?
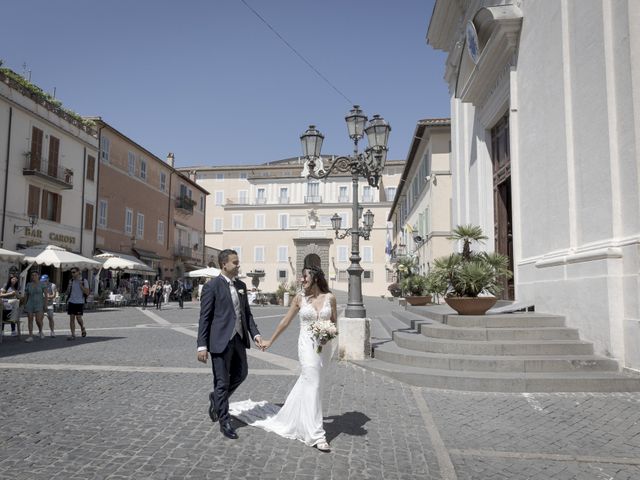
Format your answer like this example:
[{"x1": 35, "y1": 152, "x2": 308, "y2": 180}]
[
  {"x1": 418, "y1": 323, "x2": 580, "y2": 341},
  {"x1": 406, "y1": 304, "x2": 451, "y2": 322},
  {"x1": 446, "y1": 313, "x2": 566, "y2": 328},
  {"x1": 370, "y1": 312, "x2": 413, "y2": 338},
  {"x1": 353, "y1": 359, "x2": 640, "y2": 392},
  {"x1": 374, "y1": 341, "x2": 619, "y2": 373},
  {"x1": 392, "y1": 310, "x2": 437, "y2": 330},
  {"x1": 393, "y1": 331, "x2": 594, "y2": 356}
]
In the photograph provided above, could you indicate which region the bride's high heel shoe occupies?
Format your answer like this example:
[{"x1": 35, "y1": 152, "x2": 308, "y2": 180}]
[{"x1": 316, "y1": 441, "x2": 331, "y2": 452}]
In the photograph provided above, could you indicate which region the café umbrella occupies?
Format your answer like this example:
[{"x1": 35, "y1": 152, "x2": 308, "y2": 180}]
[
  {"x1": 18, "y1": 244, "x2": 101, "y2": 290},
  {"x1": 21, "y1": 244, "x2": 102, "y2": 270},
  {"x1": 184, "y1": 266, "x2": 221, "y2": 278},
  {"x1": 94, "y1": 252, "x2": 155, "y2": 274},
  {"x1": 93, "y1": 251, "x2": 155, "y2": 294},
  {"x1": 0, "y1": 248, "x2": 25, "y2": 262}
]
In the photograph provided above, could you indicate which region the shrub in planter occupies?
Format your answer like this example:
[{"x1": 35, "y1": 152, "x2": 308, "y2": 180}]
[
  {"x1": 400, "y1": 275, "x2": 430, "y2": 297},
  {"x1": 387, "y1": 282, "x2": 402, "y2": 297}
]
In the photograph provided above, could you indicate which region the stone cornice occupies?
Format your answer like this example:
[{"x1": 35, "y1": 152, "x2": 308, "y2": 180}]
[{"x1": 459, "y1": 6, "x2": 523, "y2": 106}]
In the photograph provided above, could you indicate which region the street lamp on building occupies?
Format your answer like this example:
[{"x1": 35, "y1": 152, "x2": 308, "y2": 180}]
[
  {"x1": 299, "y1": 105, "x2": 391, "y2": 319},
  {"x1": 13, "y1": 214, "x2": 38, "y2": 234}
]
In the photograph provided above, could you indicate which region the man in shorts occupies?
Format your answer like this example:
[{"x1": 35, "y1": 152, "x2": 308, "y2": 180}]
[
  {"x1": 41, "y1": 274, "x2": 58, "y2": 337},
  {"x1": 66, "y1": 268, "x2": 89, "y2": 340}
]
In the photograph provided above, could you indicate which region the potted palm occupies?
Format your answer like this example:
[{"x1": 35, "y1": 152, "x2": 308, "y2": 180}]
[
  {"x1": 400, "y1": 274, "x2": 432, "y2": 306},
  {"x1": 427, "y1": 224, "x2": 512, "y2": 315}
]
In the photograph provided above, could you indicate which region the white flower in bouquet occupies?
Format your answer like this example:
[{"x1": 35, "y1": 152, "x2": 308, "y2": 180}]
[{"x1": 308, "y1": 319, "x2": 338, "y2": 353}]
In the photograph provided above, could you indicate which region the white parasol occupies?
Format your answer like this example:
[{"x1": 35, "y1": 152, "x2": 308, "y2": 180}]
[
  {"x1": 94, "y1": 252, "x2": 155, "y2": 274},
  {"x1": 184, "y1": 266, "x2": 221, "y2": 278},
  {"x1": 0, "y1": 247, "x2": 25, "y2": 263},
  {"x1": 21, "y1": 244, "x2": 102, "y2": 270}
]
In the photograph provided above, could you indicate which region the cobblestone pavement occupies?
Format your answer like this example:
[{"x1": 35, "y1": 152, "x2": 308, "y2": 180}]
[{"x1": 1, "y1": 296, "x2": 639, "y2": 479}]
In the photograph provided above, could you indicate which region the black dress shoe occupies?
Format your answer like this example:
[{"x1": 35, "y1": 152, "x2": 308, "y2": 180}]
[
  {"x1": 208, "y1": 393, "x2": 218, "y2": 422},
  {"x1": 220, "y1": 421, "x2": 238, "y2": 439}
]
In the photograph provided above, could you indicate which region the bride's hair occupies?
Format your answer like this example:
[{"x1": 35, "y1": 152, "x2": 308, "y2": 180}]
[{"x1": 303, "y1": 265, "x2": 330, "y2": 294}]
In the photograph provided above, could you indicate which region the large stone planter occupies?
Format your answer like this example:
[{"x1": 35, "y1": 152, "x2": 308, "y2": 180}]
[
  {"x1": 405, "y1": 295, "x2": 432, "y2": 306},
  {"x1": 445, "y1": 296, "x2": 497, "y2": 315}
]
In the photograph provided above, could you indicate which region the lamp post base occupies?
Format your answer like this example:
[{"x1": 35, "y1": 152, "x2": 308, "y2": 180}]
[{"x1": 337, "y1": 316, "x2": 371, "y2": 360}]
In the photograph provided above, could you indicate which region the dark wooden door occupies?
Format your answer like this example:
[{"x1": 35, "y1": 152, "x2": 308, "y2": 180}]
[{"x1": 491, "y1": 113, "x2": 514, "y2": 300}]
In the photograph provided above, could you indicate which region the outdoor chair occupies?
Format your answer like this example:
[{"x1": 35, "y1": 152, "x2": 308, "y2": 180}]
[
  {"x1": 0, "y1": 308, "x2": 22, "y2": 343},
  {"x1": 105, "y1": 292, "x2": 125, "y2": 307}
]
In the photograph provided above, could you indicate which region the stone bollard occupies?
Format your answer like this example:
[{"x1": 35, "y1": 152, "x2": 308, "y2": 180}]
[{"x1": 337, "y1": 316, "x2": 371, "y2": 361}]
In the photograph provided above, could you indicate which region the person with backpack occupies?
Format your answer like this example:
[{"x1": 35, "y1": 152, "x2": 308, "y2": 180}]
[{"x1": 66, "y1": 268, "x2": 89, "y2": 340}]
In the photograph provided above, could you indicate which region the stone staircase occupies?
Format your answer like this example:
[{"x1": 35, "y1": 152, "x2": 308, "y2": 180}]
[{"x1": 356, "y1": 304, "x2": 640, "y2": 392}]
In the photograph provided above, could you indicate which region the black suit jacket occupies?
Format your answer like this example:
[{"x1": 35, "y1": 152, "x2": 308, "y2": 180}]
[{"x1": 197, "y1": 276, "x2": 260, "y2": 354}]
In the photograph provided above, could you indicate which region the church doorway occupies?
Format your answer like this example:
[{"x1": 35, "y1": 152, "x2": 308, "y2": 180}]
[{"x1": 491, "y1": 113, "x2": 514, "y2": 300}]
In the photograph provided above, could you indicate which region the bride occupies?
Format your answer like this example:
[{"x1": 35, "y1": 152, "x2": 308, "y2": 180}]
[{"x1": 229, "y1": 265, "x2": 337, "y2": 452}]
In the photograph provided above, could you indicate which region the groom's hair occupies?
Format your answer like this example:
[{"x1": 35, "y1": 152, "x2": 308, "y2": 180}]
[{"x1": 218, "y1": 249, "x2": 238, "y2": 267}]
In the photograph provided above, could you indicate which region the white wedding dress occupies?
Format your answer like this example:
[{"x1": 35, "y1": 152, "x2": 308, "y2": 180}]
[{"x1": 229, "y1": 294, "x2": 332, "y2": 446}]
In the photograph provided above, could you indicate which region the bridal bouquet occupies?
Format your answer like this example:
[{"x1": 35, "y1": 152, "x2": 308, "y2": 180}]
[{"x1": 309, "y1": 320, "x2": 338, "y2": 353}]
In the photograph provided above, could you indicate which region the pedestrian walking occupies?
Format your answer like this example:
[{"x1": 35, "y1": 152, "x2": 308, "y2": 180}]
[
  {"x1": 66, "y1": 268, "x2": 89, "y2": 340},
  {"x1": 175, "y1": 280, "x2": 184, "y2": 309},
  {"x1": 154, "y1": 280, "x2": 163, "y2": 310},
  {"x1": 142, "y1": 280, "x2": 150, "y2": 309},
  {"x1": 0, "y1": 275, "x2": 21, "y2": 337},
  {"x1": 163, "y1": 281, "x2": 172, "y2": 305},
  {"x1": 41, "y1": 274, "x2": 57, "y2": 337},
  {"x1": 24, "y1": 271, "x2": 46, "y2": 342}
]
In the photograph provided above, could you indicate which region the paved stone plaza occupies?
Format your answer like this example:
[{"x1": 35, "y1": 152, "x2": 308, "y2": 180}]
[{"x1": 1, "y1": 296, "x2": 639, "y2": 479}]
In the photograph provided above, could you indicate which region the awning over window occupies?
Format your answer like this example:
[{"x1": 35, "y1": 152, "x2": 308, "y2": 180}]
[
  {"x1": 132, "y1": 248, "x2": 162, "y2": 260},
  {"x1": 183, "y1": 262, "x2": 207, "y2": 272}
]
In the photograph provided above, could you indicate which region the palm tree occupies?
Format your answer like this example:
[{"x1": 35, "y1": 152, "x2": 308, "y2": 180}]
[{"x1": 449, "y1": 224, "x2": 488, "y2": 260}]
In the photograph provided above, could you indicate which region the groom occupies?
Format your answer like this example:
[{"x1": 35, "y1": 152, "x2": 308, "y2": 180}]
[{"x1": 197, "y1": 249, "x2": 262, "y2": 439}]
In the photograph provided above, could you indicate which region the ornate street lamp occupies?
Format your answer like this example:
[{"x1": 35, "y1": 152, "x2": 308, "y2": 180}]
[{"x1": 299, "y1": 105, "x2": 391, "y2": 318}]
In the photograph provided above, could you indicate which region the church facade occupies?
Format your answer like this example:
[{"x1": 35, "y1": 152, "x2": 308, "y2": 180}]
[{"x1": 428, "y1": 1, "x2": 640, "y2": 370}]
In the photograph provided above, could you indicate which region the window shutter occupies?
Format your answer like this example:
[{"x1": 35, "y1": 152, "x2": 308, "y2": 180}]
[
  {"x1": 30, "y1": 127, "x2": 43, "y2": 169},
  {"x1": 48, "y1": 136, "x2": 60, "y2": 177},
  {"x1": 41, "y1": 190, "x2": 49, "y2": 219},
  {"x1": 84, "y1": 204, "x2": 94, "y2": 230},
  {"x1": 86, "y1": 155, "x2": 95, "y2": 181},
  {"x1": 27, "y1": 185, "x2": 40, "y2": 216},
  {"x1": 55, "y1": 193, "x2": 62, "y2": 223}
]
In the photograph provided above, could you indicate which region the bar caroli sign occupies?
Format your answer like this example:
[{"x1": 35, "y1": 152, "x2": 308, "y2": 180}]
[{"x1": 21, "y1": 227, "x2": 77, "y2": 246}]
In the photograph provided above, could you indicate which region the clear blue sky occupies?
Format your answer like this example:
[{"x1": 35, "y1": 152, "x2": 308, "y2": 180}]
[{"x1": 1, "y1": 0, "x2": 449, "y2": 168}]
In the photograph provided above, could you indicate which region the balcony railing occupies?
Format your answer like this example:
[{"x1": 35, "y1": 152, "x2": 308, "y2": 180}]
[
  {"x1": 338, "y1": 195, "x2": 349, "y2": 203},
  {"x1": 175, "y1": 196, "x2": 194, "y2": 214},
  {"x1": 362, "y1": 195, "x2": 374, "y2": 203},
  {"x1": 256, "y1": 197, "x2": 267, "y2": 205},
  {"x1": 23, "y1": 155, "x2": 73, "y2": 189},
  {"x1": 278, "y1": 196, "x2": 290, "y2": 204},
  {"x1": 304, "y1": 195, "x2": 322, "y2": 203},
  {"x1": 226, "y1": 197, "x2": 250, "y2": 205},
  {"x1": 174, "y1": 245, "x2": 197, "y2": 259}
]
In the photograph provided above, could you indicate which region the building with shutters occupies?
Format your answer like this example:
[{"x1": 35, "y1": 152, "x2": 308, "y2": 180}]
[
  {"x1": 0, "y1": 68, "x2": 98, "y2": 282},
  {"x1": 181, "y1": 157, "x2": 404, "y2": 297},
  {"x1": 92, "y1": 119, "x2": 207, "y2": 282},
  {"x1": 388, "y1": 118, "x2": 453, "y2": 275}
]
